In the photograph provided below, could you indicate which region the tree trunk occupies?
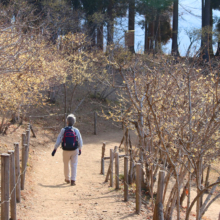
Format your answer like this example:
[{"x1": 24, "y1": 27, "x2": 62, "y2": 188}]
[
  {"x1": 71, "y1": 0, "x2": 81, "y2": 33},
  {"x1": 209, "y1": 5, "x2": 213, "y2": 56},
  {"x1": 144, "y1": 16, "x2": 149, "y2": 53},
  {"x1": 97, "y1": 24, "x2": 103, "y2": 50},
  {"x1": 202, "y1": 0, "x2": 211, "y2": 61},
  {"x1": 201, "y1": 0, "x2": 205, "y2": 48},
  {"x1": 128, "y1": 0, "x2": 135, "y2": 53},
  {"x1": 154, "y1": 10, "x2": 160, "y2": 54},
  {"x1": 107, "y1": 0, "x2": 114, "y2": 45},
  {"x1": 89, "y1": 20, "x2": 96, "y2": 46},
  {"x1": 149, "y1": 21, "x2": 154, "y2": 51},
  {"x1": 172, "y1": 0, "x2": 179, "y2": 56},
  {"x1": 216, "y1": 41, "x2": 220, "y2": 56}
]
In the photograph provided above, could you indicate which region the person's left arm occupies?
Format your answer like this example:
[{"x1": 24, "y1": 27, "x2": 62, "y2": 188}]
[{"x1": 75, "y1": 129, "x2": 83, "y2": 155}]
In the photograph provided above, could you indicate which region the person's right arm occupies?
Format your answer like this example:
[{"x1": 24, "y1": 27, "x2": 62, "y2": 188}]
[
  {"x1": 52, "y1": 128, "x2": 65, "y2": 156},
  {"x1": 54, "y1": 128, "x2": 65, "y2": 150}
]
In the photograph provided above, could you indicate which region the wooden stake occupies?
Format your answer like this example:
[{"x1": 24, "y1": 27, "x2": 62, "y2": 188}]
[
  {"x1": 136, "y1": 163, "x2": 142, "y2": 214},
  {"x1": 26, "y1": 129, "x2": 30, "y2": 148},
  {"x1": 101, "y1": 143, "x2": 106, "y2": 174},
  {"x1": 30, "y1": 125, "x2": 36, "y2": 138},
  {"x1": 14, "y1": 143, "x2": 21, "y2": 203},
  {"x1": 21, "y1": 144, "x2": 28, "y2": 190},
  {"x1": 129, "y1": 150, "x2": 134, "y2": 184},
  {"x1": 105, "y1": 146, "x2": 117, "y2": 182},
  {"x1": 115, "y1": 152, "x2": 119, "y2": 190},
  {"x1": 8, "y1": 150, "x2": 16, "y2": 220},
  {"x1": 124, "y1": 156, "x2": 129, "y2": 201},
  {"x1": 21, "y1": 133, "x2": 26, "y2": 146},
  {"x1": 1, "y1": 153, "x2": 10, "y2": 220},
  {"x1": 94, "y1": 112, "x2": 97, "y2": 135},
  {"x1": 153, "y1": 170, "x2": 165, "y2": 220},
  {"x1": 110, "y1": 149, "x2": 114, "y2": 187},
  {"x1": 21, "y1": 133, "x2": 26, "y2": 190},
  {"x1": 101, "y1": 158, "x2": 105, "y2": 176}
]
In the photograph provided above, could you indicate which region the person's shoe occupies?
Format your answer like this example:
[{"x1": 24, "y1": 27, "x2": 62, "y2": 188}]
[
  {"x1": 65, "y1": 179, "x2": 70, "y2": 184},
  {"x1": 71, "y1": 180, "x2": 76, "y2": 186}
]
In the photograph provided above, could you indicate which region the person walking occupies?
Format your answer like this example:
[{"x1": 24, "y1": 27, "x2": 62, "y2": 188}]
[{"x1": 51, "y1": 114, "x2": 83, "y2": 186}]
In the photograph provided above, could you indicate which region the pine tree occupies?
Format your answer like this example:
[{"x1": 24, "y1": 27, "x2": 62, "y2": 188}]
[{"x1": 137, "y1": 0, "x2": 172, "y2": 53}]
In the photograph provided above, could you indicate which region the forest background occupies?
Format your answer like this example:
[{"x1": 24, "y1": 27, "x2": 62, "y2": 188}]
[{"x1": 0, "y1": 0, "x2": 220, "y2": 220}]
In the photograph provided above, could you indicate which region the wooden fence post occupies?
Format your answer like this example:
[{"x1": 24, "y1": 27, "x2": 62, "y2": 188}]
[
  {"x1": 115, "y1": 152, "x2": 119, "y2": 190},
  {"x1": 136, "y1": 163, "x2": 142, "y2": 214},
  {"x1": 124, "y1": 156, "x2": 129, "y2": 201},
  {"x1": 110, "y1": 149, "x2": 114, "y2": 187},
  {"x1": 105, "y1": 146, "x2": 117, "y2": 182},
  {"x1": 101, "y1": 143, "x2": 106, "y2": 174},
  {"x1": 21, "y1": 144, "x2": 28, "y2": 190},
  {"x1": 22, "y1": 133, "x2": 26, "y2": 146},
  {"x1": 26, "y1": 129, "x2": 30, "y2": 148},
  {"x1": 8, "y1": 150, "x2": 16, "y2": 220},
  {"x1": 129, "y1": 150, "x2": 134, "y2": 184},
  {"x1": 94, "y1": 112, "x2": 97, "y2": 135},
  {"x1": 30, "y1": 124, "x2": 36, "y2": 138},
  {"x1": 21, "y1": 133, "x2": 26, "y2": 190},
  {"x1": 153, "y1": 170, "x2": 165, "y2": 220},
  {"x1": 14, "y1": 143, "x2": 21, "y2": 203},
  {"x1": 1, "y1": 153, "x2": 10, "y2": 220}
]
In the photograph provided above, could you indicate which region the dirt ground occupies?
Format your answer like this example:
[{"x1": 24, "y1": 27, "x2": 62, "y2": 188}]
[
  {"x1": 1, "y1": 120, "x2": 220, "y2": 219},
  {"x1": 15, "y1": 127, "x2": 151, "y2": 220}
]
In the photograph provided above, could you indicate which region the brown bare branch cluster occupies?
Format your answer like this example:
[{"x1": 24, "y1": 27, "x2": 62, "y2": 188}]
[{"x1": 103, "y1": 46, "x2": 220, "y2": 219}]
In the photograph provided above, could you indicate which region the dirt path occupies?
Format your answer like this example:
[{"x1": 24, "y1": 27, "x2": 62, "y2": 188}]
[
  {"x1": 15, "y1": 128, "x2": 220, "y2": 220},
  {"x1": 17, "y1": 130, "x2": 149, "y2": 220}
]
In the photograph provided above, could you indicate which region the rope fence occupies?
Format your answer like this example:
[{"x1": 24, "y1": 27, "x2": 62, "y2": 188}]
[
  {"x1": 100, "y1": 142, "x2": 165, "y2": 217},
  {"x1": 0, "y1": 124, "x2": 31, "y2": 220},
  {"x1": 99, "y1": 140, "x2": 220, "y2": 219}
]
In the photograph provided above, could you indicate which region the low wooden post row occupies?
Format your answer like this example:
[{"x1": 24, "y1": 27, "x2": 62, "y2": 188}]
[
  {"x1": 103, "y1": 145, "x2": 172, "y2": 217},
  {"x1": 1, "y1": 125, "x2": 30, "y2": 220}
]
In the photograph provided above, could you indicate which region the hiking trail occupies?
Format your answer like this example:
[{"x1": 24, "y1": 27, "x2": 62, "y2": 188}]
[{"x1": 17, "y1": 130, "x2": 148, "y2": 220}]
